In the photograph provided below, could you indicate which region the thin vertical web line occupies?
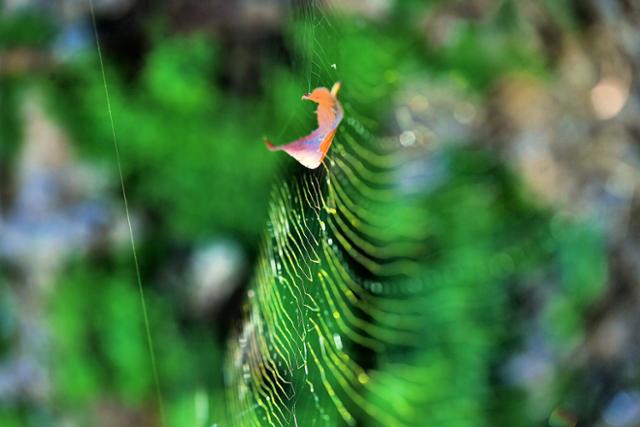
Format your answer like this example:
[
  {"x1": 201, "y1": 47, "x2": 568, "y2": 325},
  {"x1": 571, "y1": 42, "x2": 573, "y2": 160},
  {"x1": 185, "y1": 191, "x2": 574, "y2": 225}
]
[{"x1": 87, "y1": 2, "x2": 166, "y2": 426}]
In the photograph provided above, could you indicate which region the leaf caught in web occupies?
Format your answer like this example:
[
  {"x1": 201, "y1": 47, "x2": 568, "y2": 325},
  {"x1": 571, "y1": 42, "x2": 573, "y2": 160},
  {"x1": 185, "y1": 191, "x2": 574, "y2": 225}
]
[{"x1": 265, "y1": 82, "x2": 343, "y2": 169}]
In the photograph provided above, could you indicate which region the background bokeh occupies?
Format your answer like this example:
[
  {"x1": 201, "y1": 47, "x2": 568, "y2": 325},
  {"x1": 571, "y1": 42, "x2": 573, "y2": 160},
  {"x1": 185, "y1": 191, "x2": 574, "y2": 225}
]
[{"x1": 1, "y1": 0, "x2": 639, "y2": 426}]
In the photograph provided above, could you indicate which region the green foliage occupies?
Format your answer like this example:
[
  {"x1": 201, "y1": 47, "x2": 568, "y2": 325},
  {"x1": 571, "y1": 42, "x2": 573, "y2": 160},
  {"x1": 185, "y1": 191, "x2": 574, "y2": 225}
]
[
  {"x1": 0, "y1": 10, "x2": 55, "y2": 49},
  {"x1": 49, "y1": 262, "x2": 219, "y2": 426},
  {"x1": 50, "y1": 266, "x2": 148, "y2": 406},
  {"x1": 143, "y1": 37, "x2": 219, "y2": 113},
  {"x1": 0, "y1": 78, "x2": 25, "y2": 164},
  {"x1": 47, "y1": 34, "x2": 280, "y2": 243},
  {"x1": 424, "y1": 22, "x2": 546, "y2": 91},
  {"x1": 0, "y1": 280, "x2": 16, "y2": 356}
]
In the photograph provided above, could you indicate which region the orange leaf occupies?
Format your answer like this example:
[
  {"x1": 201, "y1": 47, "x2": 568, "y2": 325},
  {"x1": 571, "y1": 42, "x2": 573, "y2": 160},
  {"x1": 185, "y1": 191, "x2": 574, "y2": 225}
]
[{"x1": 265, "y1": 82, "x2": 343, "y2": 169}]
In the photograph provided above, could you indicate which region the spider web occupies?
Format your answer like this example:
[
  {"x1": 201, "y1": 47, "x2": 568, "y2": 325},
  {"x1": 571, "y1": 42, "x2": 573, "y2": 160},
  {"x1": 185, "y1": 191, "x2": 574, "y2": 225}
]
[{"x1": 221, "y1": 1, "x2": 495, "y2": 426}]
